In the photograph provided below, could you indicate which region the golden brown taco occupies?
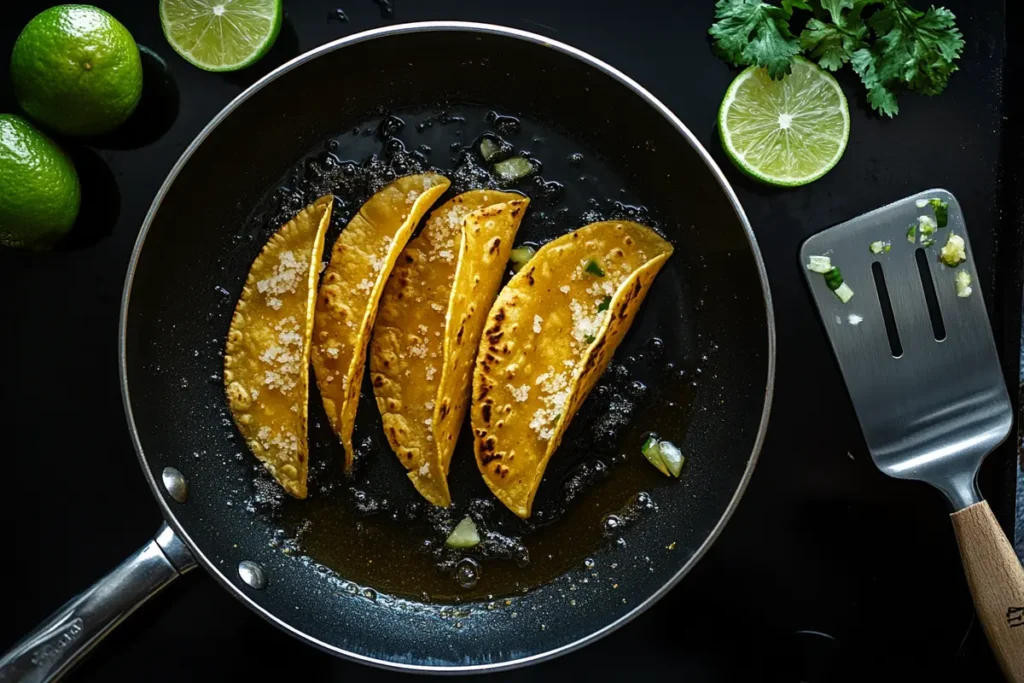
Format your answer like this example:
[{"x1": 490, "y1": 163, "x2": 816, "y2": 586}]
[
  {"x1": 224, "y1": 195, "x2": 334, "y2": 498},
  {"x1": 370, "y1": 190, "x2": 529, "y2": 506},
  {"x1": 312, "y1": 173, "x2": 450, "y2": 470},
  {"x1": 471, "y1": 221, "x2": 673, "y2": 517}
]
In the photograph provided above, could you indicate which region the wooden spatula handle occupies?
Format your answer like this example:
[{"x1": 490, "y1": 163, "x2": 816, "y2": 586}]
[{"x1": 950, "y1": 500, "x2": 1024, "y2": 682}]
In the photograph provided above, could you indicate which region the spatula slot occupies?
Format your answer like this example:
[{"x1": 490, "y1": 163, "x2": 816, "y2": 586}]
[
  {"x1": 871, "y1": 261, "x2": 903, "y2": 358},
  {"x1": 914, "y1": 248, "x2": 946, "y2": 342}
]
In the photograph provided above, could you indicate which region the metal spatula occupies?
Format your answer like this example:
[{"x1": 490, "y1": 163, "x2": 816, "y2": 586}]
[{"x1": 801, "y1": 190, "x2": 1024, "y2": 682}]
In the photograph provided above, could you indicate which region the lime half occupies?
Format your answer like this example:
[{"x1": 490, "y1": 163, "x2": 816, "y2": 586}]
[
  {"x1": 718, "y1": 57, "x2": 850, "y2": 187},
  {"x1": 160, "y1": 0, "x2": 282, "y2": 72}
]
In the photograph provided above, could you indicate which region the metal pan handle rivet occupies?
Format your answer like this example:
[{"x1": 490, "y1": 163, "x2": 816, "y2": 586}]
[
  {"x1": 238, "y1": 561, "x2": 267, "y2": 590},
  {"x1": 161, "y1": 467, "x2": 188, "y2": 503}
]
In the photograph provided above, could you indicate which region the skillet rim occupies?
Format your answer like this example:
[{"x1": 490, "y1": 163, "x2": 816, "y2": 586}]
[{"x1": 118, "y1": 21, "x2": 777, "y2": 674}]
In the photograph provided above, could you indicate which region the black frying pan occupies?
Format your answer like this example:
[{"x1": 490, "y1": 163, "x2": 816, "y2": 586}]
[{"x1": 0, "y1": 23, "x2": 774, "y2": 679}]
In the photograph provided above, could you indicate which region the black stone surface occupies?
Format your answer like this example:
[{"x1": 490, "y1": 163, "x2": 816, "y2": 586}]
[{"x1": 2, "y1": 1, "x2": 1020, "y2": 680}]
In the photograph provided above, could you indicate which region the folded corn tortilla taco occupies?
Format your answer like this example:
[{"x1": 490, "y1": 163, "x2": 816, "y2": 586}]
[
  {"x1": 370, "y1": 190, "x2": 529, "y2": 506},
  {"x1": 224, "y1": 195, "x2": 334, "y2": 498},
  {"x1": 312, "y1": 173, "x2": 450, "y2": 470},
  {"x1": 471, "y1": 221, "x2": 673, "y2": 517}
]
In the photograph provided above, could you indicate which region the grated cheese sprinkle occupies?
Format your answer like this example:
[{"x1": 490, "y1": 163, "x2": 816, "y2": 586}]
[
  {"x1": 256, "y1": 250, "x2": 303, "y2": 296},
  {"x1": 508, "y1": 383, "x2": 531, "y2": 402}
]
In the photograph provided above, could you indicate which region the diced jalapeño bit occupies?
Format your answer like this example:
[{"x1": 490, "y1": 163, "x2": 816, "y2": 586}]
[
  {"x1": 657, "y1": 439, "x2": 685, "y2": 477},
  {"x1": 823, "y1": 267, "x2": 843, "y2": 291},
  {"x1": 584, "y1": 259, "x2": 605, "y2": 277},
  {"x1": 955, "y1": 270, "x2": 972, "y2": 298},
  {"x1": 597, "y1": 295, "x2": 612, "y2": 312},
  {"x1": 806, "y1": 255, "x2": 832, "y2": 273},
  {"x1": 641, "y1": 435, "x2": 669, "y2": 476},
  {"x1": 509, "y1": 245, "x2": 536, "y2": 272},
  {"x1": 834, "y1": 282, "x2": 854, "y2": 304},
  {"x1": 479, "y1": 138, "x2": 501, "y2": 162},
  {"x1": 493, "y1": 156, "x2": 535, "y2": 182},
  {"x1": 445, "y1": 516, "x2": 481, "y2": 548},
  {"x1": 939, "y1": 233, "x2": 966, "y2": 267},
  {"x1": 918, "y1": 215, "x2": 936, "y2": 243}
]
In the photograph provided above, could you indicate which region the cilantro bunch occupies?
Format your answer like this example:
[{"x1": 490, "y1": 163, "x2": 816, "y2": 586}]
[{"x1": 709, "y1": 0, "x2": 965, "y2": 117}]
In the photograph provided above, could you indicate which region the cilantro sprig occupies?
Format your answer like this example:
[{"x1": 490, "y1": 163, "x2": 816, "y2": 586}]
[{"x1": 709, "y1": 0, "x2": 964, "y2": 117}]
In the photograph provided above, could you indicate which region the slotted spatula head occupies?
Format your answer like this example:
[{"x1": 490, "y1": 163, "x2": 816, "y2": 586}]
[{"x1": 801, "y1": 190, "x2": 1011, "y2": 510}]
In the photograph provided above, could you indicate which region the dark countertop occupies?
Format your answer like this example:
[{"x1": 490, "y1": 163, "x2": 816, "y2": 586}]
[{"x1": 2, "y1": 1, "x2": 1020, "y2": 681}]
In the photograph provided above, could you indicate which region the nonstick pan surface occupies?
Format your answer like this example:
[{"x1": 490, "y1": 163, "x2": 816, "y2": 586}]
[{"x1": 116, "y1": 23, "x2": 774, "y2": 672}]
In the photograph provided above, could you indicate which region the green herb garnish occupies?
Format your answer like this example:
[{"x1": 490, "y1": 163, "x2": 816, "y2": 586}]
[
  {"x1": 822, "y1": 266, "x2": 853, "y2": 303},
  {"x1": 907, "y1": 225, "x2": 916, "y2": 243},
  {"x1": 584, "y1": 259, "x2": 605, "y2": 277},
  {"x1": 509, "y1": 245, "x2": 536, "y2": 272},
  {"x1": 917, "y1": 197, "x2": 949, "y2": 227},
  {"x1": 709, "y1": 0, "x2": 965, "y2": 117},
  {"x1": 597, "y1": 295, "x2": 612, "y2": 312},
  {"x1": 931, "y1": 199, "x2": 949, "y2": 227},
  {"x1": 584, "y1": 334, "x2": 596, "y2": 344},
  {"x1": 823, "y1": 266, "x2": 844, "y2": 291}
]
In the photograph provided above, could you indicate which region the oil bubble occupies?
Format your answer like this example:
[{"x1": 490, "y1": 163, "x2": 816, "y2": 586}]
[{"x1": 454, "y1": 558, "x2": 481, "y2": 590}]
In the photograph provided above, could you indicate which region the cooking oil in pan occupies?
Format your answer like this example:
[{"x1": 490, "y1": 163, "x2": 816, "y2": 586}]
[{"x1": 235, "y1": 105, "x2": 701, "y2": 602}]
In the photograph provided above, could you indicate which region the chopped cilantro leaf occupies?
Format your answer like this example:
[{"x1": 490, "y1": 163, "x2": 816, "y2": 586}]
[
  {"x1": 709, "y1": 0, "x2": 964, "y2": 117},
  {"x1": 851, "y1": 3, "x2": 964, "y2": 117},
  {"x1": 597, "y1": 296, "x2": 612, "y2": 312},
  {"x1": 584, "y1": 259, "x2": 605, "y2": 277},
  {"x1": 583, "y1": 334, "x2": 596, "y2": 344},
  {"x1": 709, "y1": 0, "x2": 801, "y2": 79},
  {"x1": 782, "y1": 0, "x2": 813, "y2": 11},
  {"x1": 799, "y1": 0, "x2": 872, "y2": 71}
]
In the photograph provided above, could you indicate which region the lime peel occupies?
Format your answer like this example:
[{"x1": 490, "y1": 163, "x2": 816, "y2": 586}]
[{"x1": 718, "y1": 57, "x2": 850, "y2": 187}]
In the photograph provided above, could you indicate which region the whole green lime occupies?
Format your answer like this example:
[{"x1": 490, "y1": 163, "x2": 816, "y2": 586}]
[
  {"x1": 10, "y1": 5, "x2": 143, "y2": 136},
  {"x1": 0, "y1": 114, "x2": 81, "y2": 250}
]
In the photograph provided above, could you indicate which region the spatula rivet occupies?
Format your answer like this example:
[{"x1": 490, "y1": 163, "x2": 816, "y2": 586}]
[
  {"x1": 161, "y1": 467, "x2": 188, "y2": 503},
  {"x1": 238, "y1": 560, "x2": 267, "y2": 590}
]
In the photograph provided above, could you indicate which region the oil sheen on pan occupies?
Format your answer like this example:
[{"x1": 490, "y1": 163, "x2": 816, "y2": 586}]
[{"x1": 228, "y1": 105, "x2": 697, "y2": 601}]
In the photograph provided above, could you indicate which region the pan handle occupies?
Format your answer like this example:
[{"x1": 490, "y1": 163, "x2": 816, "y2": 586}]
[{"x1": 0, "y1": 523, "x2": 196, "y2": 683}]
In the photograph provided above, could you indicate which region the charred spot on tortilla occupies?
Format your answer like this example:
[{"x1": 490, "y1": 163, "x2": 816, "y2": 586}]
[
  {"x1": 311, "y1": 173, "x2": 451, "y2": 472},
  {"x1": 470, "y1": 221, "x2": 673, "y2": 518},
  {"x1": 224, "y1": 195, "x2": 334, "y2": 499},
  {"x1": 370, "y1": 190, "x2": 530, "y2": 507}
]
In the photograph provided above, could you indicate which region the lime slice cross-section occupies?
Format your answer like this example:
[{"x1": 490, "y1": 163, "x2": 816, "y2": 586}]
[
  {"x1": 160, "y1": 0, "x2": 282, "y2": 72},
  {"x1": 718, "y1": 57, "x2": 850, "y2": 187}
]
